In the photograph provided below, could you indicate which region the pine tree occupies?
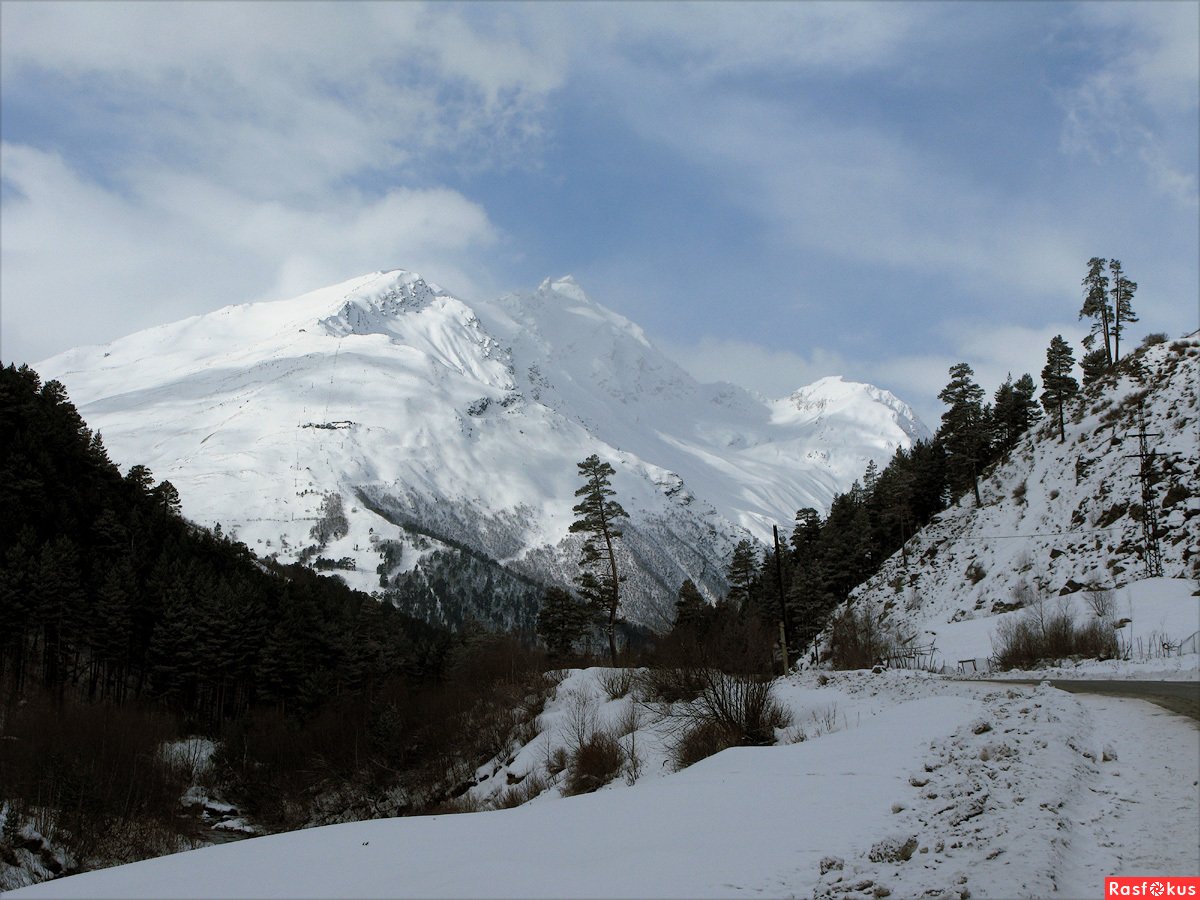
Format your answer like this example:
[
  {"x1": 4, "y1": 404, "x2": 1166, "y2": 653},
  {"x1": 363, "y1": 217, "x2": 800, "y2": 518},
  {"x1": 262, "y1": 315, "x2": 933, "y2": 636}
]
[
  {"x1": 568, "y1": 454, "x2": 628, "y2": 665},
  {"x1": 992, "y1": 372, "x2": 1041, "y2": 453},
  {"x1": 1108, "y1": 259, "x2": 1138, "y2": 364},
  {"x1": 937, "y1": 363, "x2": 989, "y2": 507},
  {"x1": 151, "y1": 480, "x2": 182, "y2": 516},
  {"x1": 536, "y1": 586, "x2": 592, "y2": 658},
  {"x1": 673, "y1": 579, "x2": 708, "y2": 631},
  {"x1": 1080, "y1": 347, "x2": 1110, "y2": 387},
  {"x1": 1079, "y1": 256, "x2": 1113, "y2": 368},
  {"x1": 1040, "y1": 335, "x2": 1078, "y2": 443},
  {"x1": 726, "y1": 539, "x2": 759, "y2": 613}
]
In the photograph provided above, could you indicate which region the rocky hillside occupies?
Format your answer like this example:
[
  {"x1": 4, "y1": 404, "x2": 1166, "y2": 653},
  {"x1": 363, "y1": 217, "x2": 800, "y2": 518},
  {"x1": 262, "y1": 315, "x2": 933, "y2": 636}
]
[{"x1": 845, "y1": 333, "x2": 1199, "y2": 645}]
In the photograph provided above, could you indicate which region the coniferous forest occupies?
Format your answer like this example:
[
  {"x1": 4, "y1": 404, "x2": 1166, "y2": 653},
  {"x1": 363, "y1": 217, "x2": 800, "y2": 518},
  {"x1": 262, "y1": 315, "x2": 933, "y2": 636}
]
[{"x1": 0, "y1": 362, "x2": 556, "y2": 873}]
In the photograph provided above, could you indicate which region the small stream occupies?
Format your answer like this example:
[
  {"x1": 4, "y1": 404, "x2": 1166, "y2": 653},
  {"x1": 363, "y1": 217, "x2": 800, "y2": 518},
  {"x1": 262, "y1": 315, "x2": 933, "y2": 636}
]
[{"x1": 179, "y1": 800, "x2": 262, "y2": 848}]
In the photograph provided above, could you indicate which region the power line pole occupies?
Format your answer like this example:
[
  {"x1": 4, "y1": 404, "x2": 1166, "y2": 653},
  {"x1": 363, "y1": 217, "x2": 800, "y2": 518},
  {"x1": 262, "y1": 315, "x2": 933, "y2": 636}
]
[{"x1": 772, "y1": 525, "x2": 790, "y2": 674}]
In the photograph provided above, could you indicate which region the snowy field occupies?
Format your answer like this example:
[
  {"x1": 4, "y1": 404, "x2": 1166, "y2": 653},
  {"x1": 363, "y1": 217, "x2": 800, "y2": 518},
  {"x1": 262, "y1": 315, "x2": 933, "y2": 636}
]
[{"x1": 11, "y1": 661, "x2": 1197, "y2": 900}]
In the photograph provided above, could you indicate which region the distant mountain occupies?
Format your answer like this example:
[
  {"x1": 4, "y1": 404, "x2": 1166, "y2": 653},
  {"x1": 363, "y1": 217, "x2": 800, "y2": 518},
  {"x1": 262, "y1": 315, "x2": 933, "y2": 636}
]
[
  {"x1": 840, "y1": 333, "x2": 1199, "y2": 651},
  {"x1": 37, "y1": 269, "x2": 928, "y2": 630}
]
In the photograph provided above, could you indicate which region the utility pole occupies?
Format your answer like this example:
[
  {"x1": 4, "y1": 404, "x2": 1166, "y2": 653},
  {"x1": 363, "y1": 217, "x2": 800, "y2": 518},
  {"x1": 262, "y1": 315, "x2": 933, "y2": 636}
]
[
  {"x1": 772, "y1": 525, "x2": 790, "y2": 674},
  {"x1": 1122, "y1": 400, "x2": 1164, "y2": 578}
]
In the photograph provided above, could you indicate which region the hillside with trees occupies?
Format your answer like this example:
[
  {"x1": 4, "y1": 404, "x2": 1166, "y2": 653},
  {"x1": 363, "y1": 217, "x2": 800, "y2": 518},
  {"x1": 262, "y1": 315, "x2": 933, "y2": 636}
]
[{"x1": 0, "y1": 363, "x2": 555, "y2": 887}]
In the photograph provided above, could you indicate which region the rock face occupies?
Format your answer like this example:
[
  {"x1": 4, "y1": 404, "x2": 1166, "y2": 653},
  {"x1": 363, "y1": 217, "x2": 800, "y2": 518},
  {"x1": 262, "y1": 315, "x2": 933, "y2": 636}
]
[{"x1": 37, "y1": 268, "x2": 928, "y2": 630}]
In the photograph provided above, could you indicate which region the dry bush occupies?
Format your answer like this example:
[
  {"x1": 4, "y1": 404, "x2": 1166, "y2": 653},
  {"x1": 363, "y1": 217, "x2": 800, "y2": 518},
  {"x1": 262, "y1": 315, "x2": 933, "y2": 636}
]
[
  {"x1": 597, "y1": 668, "x2": 635, "y2": 700},
  {"x1": 671, "y1": 720, "x2": 734, "y2": 770},
  {"x1": 824, "y1": 604, "x2": 911, "y2": 670},
  {"x1": 0, "y1": 681, "x2": 190, "y2": 868},
  {"x1": 560, "y1": 688, "x2": 599, "y2": 754},
  {"x1": 544, "y1": 744, "x2": 570, "y2": 777},
  {"x1": 633, "y1": 666, "x2": 707, "y2": 704},
  {"x1": 662, "y1": 669, "x2": 791, "y2": 770},
  {"x1": 1085, "y1": 589, "x2": 1116, "y2": 619},
  {"x1": 491, "y1": 771, "x2": 548, "y2": 809},
  {"x1": 563, "y1": 732, "x2": 625, "y2": 796},
  {"x1": 992, "y1": 597, "x2": 1119, "y2": 669}
]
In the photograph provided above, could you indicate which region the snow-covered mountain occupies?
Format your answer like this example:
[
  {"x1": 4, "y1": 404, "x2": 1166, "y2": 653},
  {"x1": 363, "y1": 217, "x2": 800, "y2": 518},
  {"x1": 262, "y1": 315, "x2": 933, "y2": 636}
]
[
  {"x1": 36, "y1": 269, "x2": 927, "y2": 630},
  {"x1": 841, "y1": 333, "x2": 1199, "y2": 662}
]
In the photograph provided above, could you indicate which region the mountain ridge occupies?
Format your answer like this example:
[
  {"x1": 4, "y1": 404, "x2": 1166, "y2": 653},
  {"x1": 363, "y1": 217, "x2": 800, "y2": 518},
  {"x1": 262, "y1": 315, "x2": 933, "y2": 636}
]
[{"x1": 37, "y1": 268, "x2": 930, "y2": 630}]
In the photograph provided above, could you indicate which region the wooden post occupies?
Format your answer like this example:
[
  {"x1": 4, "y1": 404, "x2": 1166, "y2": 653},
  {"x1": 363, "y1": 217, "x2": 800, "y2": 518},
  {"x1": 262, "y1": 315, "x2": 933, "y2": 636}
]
[{"x1": 773, "y1": 525, "x2": 790, "y2": 674}]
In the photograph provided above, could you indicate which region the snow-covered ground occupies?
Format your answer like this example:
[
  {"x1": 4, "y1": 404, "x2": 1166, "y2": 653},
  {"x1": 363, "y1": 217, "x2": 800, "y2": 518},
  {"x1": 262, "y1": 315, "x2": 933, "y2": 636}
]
[
  {"x1": 11, "y1": 665, "x2": 1197, "y2": 900},
  {"x1": 911, "y1": 577, "x2": 1200, "y2": 679}
]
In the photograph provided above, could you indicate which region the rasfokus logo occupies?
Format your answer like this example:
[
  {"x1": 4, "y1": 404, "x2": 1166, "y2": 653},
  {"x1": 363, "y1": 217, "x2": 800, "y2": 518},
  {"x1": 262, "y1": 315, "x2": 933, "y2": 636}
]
[{"x1": 1106, "y1": 877, "x2": 1200, "y2": 897}]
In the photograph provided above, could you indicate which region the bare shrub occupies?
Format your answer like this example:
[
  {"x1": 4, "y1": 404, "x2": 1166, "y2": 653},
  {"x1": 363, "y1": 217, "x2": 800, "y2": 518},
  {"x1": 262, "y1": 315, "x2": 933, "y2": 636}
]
[
  {"x1": 491, "y1": 771, "x2": 548, "y2": 809},
  {"x1": 664, "y1": 669, "x2": 791, "y2": 770},
  {"x1": 425, "y1": 793, "x2": 487, "y2": 815},
  {"x1": 992, "y1": 598, "x2": 1119, "y2": 669},
  {"x1": 671, "y1": 720, "x2": 734, "y2": 770},
  {"x1": 545, "y1": 745, "x2": 570, "y2": 777},
  {"x1": 825, "y1": 604, "x2": 912, "y2": 670},
  {"x1": 1012, "y1": 480, "x2": 1027, "y2": 504},
  {"x1": 564, "y1": 732, "x2": 625, "y2": 796},
  {"x1": 561, "y1": 688, "x2": 598, "y2": 754},
  {"x1": 612, "y1": 702, "x2": 643, "y2": 739},
  {"x1": 808, "y1": 702, "x2": 845, "y2": 738},
  {"x1": 1085, "y1": 589, "x2": 1115, "y2": 619},
  {"x1": 597, "y1": 668, "x2": 635, "y2": 701},
  {"x1": 633, "y1": 666, "x2": 706, "y2": 704}
]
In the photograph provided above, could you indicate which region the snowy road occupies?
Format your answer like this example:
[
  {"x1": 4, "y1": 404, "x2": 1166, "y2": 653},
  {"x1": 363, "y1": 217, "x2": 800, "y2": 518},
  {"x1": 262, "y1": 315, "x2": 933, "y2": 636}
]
[{"x1": 1010, "y1": 679, "x2": 1200, "y2": 721}]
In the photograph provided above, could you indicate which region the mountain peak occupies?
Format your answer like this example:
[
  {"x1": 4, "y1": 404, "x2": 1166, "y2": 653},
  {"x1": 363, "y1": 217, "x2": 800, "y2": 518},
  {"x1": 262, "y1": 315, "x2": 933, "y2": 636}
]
[
  {"x1": 36, "y1": 267, "x2": 930, "y2": 631},
  {"x1": 537, "y1": 275, "x2": 587, "y2": 302}
]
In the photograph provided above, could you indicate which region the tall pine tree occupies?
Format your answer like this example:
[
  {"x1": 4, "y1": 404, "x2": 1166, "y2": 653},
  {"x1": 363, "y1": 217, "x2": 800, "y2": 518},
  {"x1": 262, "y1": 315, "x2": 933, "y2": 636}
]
[
  {"x1": 1079, "y1": 256, "x2": 1113, "y2": 368},
  {"x1": 1040, "y1": 335, "x2": 1078, "y2": 443},
  {"x1": 1108, "y1": 259, "x2": 1138, "y2": 364},
  {"x1": 569, "y1": 454, "x2": 628, "y2": 665},
  {"x1": 937, "y1": 363, "x2": 989, "y2": 507}
]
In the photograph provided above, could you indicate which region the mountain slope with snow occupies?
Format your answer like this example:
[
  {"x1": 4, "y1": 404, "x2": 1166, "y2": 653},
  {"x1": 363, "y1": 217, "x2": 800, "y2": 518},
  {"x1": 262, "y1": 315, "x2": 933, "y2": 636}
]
[
  {"x1": 839, "y1": 333, "x2": 1200, "y2": 667},
  {"x1": 36, "y1": 269, "x2": 927, "y2": 629}
]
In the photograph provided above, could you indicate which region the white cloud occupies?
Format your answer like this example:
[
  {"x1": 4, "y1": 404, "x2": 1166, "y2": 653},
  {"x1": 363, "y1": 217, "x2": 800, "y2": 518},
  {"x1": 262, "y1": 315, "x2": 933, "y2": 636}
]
[
  {"x1": 0, "y1": 143, "x2": 498, "y2": 364},
  {"x1": 0, "y1": 2, "x2": 565, "y2": 200},
  {"x1": 658, "y1": 336, "x2": 852, "y2": 398},
  {"x1": 659, "y1": 318, "x2": 1096, "y2": 432},
  {"x1": 0, "y1": 2, "x2": 563, "y2": 364},
  {"x1": 1059, "y1": 3, "x2": 1199, "y2": 208}
]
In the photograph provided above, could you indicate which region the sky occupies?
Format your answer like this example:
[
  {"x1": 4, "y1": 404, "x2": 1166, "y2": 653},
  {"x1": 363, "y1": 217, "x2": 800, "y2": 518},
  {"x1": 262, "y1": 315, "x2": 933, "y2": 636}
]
[{"x1": 1, "y1": 1, "x2": 1197, "y2": 426}]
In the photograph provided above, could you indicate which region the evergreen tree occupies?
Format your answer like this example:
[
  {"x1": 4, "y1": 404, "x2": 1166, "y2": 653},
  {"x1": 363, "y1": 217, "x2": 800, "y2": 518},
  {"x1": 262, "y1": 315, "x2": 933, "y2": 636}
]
[
  {"x1": 150, "y1": 480, "x2": 182, "y2": 516},
  {"x1": 790, "y1": 507, "x2": 822, "y2": 557},
  {"x1": 125, "y1": 464, "x2": 156, "y2": 493},
  {"x1": 568, "y1": 454, "x2": 628, "y2": 665},
  {"x1": 1080, "y1": 347, "x2": 1111, "y2": 387},
  {"x1": 992, "y1": 372, "x2": 1041, "y2": 453},
  {"x1": 726, "y1": 539, "x2": 759, "y2": 613},
  {"x1": 1040, "y1": 335, "x2": 1079, "y2": 443},
  {"x1": 673, "y1": 579, "x2": 708, "y2": 631},
  {"x1": 1079, "y1": 256, "x2": 1113, "y2": 368},
  {"x1": 937, "y1": 363, "x2": 989, "y2": 507},
  {"x1": 1108, "y1": 259, "x2": 1138, "y2": 364},
  {"x1": 536, "y1": 586, "x2": 592, "y2": 658}
]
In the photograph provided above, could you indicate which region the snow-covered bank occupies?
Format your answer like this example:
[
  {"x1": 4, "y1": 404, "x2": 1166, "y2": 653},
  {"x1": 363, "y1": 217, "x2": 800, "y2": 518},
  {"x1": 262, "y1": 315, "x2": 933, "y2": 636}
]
[
  {"x1": 11, "y1": 670, "x2": 1197, "y2": 899},
  {"x1": 889, "y1": 577, "x2": 1200, "y2": 679}
]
